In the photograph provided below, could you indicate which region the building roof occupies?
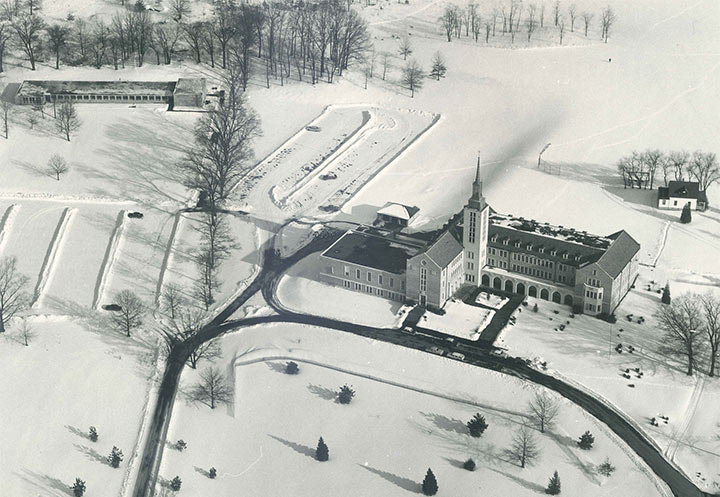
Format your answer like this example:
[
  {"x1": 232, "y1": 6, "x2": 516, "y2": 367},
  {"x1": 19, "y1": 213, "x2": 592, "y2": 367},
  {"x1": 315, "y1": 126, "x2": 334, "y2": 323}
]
[
  {"x1": 377, "y1": 202, "x2": 420, "y2": 221},
  {"x1": 321, "y1": 229, "x2": 422, "y2": 274},
  {"x1": 658, "y1": 181, "x2": 702, "y2": 200},
  {"x1": 595, "y1": 230, "x2": 641, "y2": 278},
  {"x1": 174, "y1": 78, "x2": 206, "y2": 94},
  {"x1": 17, "y1": 80, "x2": 176, "y2": 97},
  {"x1": 423, "y1": 230, "x2": 464, "y2": 268}
]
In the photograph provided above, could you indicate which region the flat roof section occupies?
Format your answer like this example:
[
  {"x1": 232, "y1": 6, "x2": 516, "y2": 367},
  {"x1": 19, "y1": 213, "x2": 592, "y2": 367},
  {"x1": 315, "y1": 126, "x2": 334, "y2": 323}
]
[{"x1": 321, "y1": 230, "x2": 422, "y2": 274}]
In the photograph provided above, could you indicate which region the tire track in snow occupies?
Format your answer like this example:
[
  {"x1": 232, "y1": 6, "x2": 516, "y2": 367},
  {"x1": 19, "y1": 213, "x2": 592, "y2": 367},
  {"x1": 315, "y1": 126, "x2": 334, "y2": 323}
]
[
  {"x1": 665, "y1": 375, "x2": 706, "y2": 463},
  {"x1": 220, "y1": 446, "x2": 264, "y2": 478},
  {"x1": 0, "y1": 204, "x2": 20, "y2": 256},
  {"x1": 154, "y1": 211, "x2": 186, "y2": 309},
  {"x1": 32, "y1": 207, "x2": 76, "y2": 308},
  {"x1": 93, "y1": 210, "x2": 129, "y2": 310}
]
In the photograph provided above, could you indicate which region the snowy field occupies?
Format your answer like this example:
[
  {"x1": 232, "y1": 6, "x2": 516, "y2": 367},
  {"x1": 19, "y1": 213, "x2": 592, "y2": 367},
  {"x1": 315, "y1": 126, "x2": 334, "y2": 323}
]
[
  {"x1": 501, "y1": 291, "x2": 720, "y2": 492},
  {"x1": 0, "y1": 317, "x2": 158, "y2": 497},
  {"x1": 276, "y1": 252, "x2": 408, "y2": 328},
  {"x1": 159, "y1": 323, "x2": 669, "y2": 497},
  {"x1": 420, "y1": 299, "x2": 495, "y2": 340}
]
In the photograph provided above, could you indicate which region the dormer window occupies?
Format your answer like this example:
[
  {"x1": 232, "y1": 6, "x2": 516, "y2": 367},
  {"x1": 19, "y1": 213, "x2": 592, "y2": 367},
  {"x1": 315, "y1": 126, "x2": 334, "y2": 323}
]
[
  {"x1": 526, "y1": 243, "x2": 533, "y2": 250},
  {"x1": 574, "y1": 254, "x2": 582, "y2": 261},
  {"x1": 538, "y1": 247, "x2": 545, "y2": 254},
  {"x1": 562, "y1": 253, "x2": 569, "y2": 260},
  {"x1": 550, "y1": 249, "x2": 557, "y2": 256},
  {"x1": 502, "y1": 238, "x2": 509, "y2": 245},
  {"x1": 514, "y1": 241, "x2": 521, "y2": 248},
  {"x1": 490, "y1": 235, "x2": 497, "y2": 243}
]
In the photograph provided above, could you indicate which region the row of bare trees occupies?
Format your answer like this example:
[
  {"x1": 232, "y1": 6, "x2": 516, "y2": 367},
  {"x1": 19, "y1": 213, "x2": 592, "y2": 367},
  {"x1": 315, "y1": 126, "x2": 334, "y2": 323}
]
[
  {"x1": 618, "y1": 149, "x2": 719, "y2": 193},
  {"x1": 0, "y1": 0, "x2": 370, "y2": 92},
  {"x1": 438, "y1": 1, "x2": 615, "y2": 45},
  {"x1": 658, "y1": 292, "x2": 720, "y2": 377}
]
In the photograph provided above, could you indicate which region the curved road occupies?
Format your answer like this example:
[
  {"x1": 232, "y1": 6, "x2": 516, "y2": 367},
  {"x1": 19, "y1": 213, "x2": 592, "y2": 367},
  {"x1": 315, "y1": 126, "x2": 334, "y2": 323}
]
[{"x1": 132, "y1": 230, "x2": 715, "y2": 497}]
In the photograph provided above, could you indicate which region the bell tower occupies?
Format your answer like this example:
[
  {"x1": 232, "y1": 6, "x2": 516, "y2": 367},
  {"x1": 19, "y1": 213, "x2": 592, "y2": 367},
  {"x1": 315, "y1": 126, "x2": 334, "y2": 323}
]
[{"x1": 463, "y1": 154, "x2": 490, "y2": 285}]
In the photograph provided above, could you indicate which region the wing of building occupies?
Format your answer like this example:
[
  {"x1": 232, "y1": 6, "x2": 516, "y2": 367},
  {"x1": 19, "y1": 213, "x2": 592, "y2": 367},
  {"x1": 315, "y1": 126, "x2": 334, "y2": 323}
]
[{"x1": 318, "y1": 160, "x2": 640, "y2": 317}]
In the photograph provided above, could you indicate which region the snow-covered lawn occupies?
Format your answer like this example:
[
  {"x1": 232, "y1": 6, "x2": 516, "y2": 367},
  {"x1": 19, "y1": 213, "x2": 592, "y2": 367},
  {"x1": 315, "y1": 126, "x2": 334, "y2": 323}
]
[
  {"x1": 159, "y1": 323, "x2": 669, "y2": 497},
  {"x1": 276, "y1": 252, "x2": 408, "y2": 328},
  {"x1": 501, "y1": 290, "x2": 720, "y2": 492},
  {"x1": 475, "y1": 290, "x2": 509, "y2": 310},
  {"x1": 420, "y1": 299, "x2": 495, "y2": 341},
  {"x1": 0, "y1": 317, "x2": 157, "y2": 497}
]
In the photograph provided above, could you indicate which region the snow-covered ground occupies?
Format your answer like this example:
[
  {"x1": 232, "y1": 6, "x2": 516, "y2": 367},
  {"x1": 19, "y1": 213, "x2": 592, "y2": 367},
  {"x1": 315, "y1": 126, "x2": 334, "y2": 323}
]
[
  {"x1": 420, "y1": 299, "x2": 495, "y2": 341},
  {"x1": 276, "y1": 252, "x2": 408, "y2": 328},
  {"x1": 501, "y1": 291, "x2": 720, "y2": 492},
  {"x1": 159, "y1": 323, "x2": 670, "y2": 497},
  {"x1": 0, "y1": 317, "x2": 158, "y2": 497},
  {"x1": 475, "y1": 291, "x2": 510, "y2": 310}
]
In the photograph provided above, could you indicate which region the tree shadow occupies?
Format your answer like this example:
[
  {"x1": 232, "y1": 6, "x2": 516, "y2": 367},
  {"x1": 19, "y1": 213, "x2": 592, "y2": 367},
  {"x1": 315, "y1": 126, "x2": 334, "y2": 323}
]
[
  {"x1": 487, "y1": 466, "x2": 546, "y2": 493},
  {"x1": 73, "y1": 443, "x2": 108, "y2": 466},
  {"x1": 442, "y1": 456, "x2": 468, "y2": 470},
  {"x1": 266, "y1": 361, "x2": 287, "y2": 374},
  {"x1": 14, "y1": 159, "x2": 53, "y2": 179},
  {"x1": 307, "y1": 383, "x2": 337, "y2": 401},
  {"x1": 419, "y1": 411, "x2": 468, "y2": 435},
  {"x1": 267, "y1": 434, "x2": 316, "y2": 459},
  {"x1": 193, "y1": 466, "x2": 211, "y2": 478},
  {"x1": 65, "y1": 424, "x2": 91, "y2": 441},
  {"x1": 359, "y1": 464, "x2": 421, "y2": 493},
  {"x1": 17, "y1": 469, "x2": 74, "y2": 496}
]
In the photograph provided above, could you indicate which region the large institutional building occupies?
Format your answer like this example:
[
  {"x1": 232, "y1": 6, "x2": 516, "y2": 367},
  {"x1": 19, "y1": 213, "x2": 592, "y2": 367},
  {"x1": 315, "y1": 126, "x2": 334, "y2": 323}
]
[{"x1": 320, "y1": 162, "x2": 640, "y2": 316}]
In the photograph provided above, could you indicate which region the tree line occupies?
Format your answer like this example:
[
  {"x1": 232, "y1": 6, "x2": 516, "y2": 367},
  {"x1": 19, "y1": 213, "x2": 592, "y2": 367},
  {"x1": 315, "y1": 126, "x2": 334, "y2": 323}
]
[
  {"x1": 437, "y1": 0, "x2": 616, "y2": 46},
  {"x1": 0, "y1": 0, "x2": 371, "y2": 88},
  {"x1": 617, "y1": 149, "x2": 718, "y2": 193}
]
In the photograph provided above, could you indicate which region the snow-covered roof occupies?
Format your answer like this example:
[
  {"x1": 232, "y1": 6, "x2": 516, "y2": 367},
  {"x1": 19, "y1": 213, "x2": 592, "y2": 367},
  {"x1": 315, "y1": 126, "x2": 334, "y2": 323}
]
[
  {"x1": 377, "y1": 202, "x2": 420, "y2": 221},
  {"x1": 17, "y1": 80, "x2": 175, "y2": 97}
]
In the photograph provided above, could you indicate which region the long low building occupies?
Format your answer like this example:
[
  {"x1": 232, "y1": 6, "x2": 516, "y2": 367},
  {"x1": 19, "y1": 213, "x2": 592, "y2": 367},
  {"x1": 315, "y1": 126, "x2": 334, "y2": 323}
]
[{"x1": 13, "y1": 78, "x2": 206, "y2": 107}]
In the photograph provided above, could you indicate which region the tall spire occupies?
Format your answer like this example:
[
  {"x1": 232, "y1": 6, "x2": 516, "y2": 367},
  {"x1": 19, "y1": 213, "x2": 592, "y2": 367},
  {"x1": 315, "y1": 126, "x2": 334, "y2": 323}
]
[{"x1": 468, "y1": 152, "x2": 486, "y2": 210}]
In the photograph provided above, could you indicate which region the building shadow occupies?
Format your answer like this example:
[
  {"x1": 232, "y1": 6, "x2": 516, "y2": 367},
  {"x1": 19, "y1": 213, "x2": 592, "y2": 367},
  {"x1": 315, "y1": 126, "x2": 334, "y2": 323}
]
[
  {"x1": 307, "y1": 383, "x2": 338, "y2": 401},
  {"x1": 267, "y1": 434, "x2": 317, "y2": 459},
  {"x1": 358, "y1": 464, "x2": 421, "y2": 493}
]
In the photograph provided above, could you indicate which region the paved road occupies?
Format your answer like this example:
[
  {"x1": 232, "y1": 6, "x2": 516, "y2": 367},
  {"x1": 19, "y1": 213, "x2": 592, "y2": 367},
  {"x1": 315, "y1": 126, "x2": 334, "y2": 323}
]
[{"x1": 132, "y1": 231, "x2": 715, "y2": 497}]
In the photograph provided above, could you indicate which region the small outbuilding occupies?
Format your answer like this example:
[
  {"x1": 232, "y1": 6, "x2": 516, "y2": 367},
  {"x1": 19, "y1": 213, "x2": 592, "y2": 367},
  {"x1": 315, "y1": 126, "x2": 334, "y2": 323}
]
[
  {"x1": 376, "y1": 202, "x2": 420, "y2": 228},
  {"x1": 173, "y1": 78, "x2": 207, "y2": 108},
  {"x1": 657, "y1": 181, "x2": 707, "y2": 211}
]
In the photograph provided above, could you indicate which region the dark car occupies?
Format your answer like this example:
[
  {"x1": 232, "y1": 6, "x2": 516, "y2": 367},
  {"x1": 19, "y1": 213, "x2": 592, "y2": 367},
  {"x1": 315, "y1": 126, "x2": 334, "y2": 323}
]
[
  {"x1": 127, "y1": 212, "x2": 144, "y2": 219},
  {"x1": 319, "y1": 171, "x2": 337, "y2": 180},
  {"x1": 102, "y1": 304, "x2": 122, "y2": 312},
  {"x1": 305, "y1": 125, "x2": 322, "y2": 132}
]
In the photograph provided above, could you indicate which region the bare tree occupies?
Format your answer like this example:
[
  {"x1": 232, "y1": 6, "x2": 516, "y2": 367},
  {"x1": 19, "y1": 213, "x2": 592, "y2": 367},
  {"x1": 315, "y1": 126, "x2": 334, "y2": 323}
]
[
  {"x1": 528, "y1": 391, "x2": 559, "y2": 433},
  {"x1": 46, "y1": 23, "x2": 69, "y2": 69},
  {"x1": 0, "y1": 20, "x2": 13, "y2": 72},
  {"x1": 688, "y1": 151, "x2": 719, "y2": 192},
  {"x1": 189, "y1": 338, "x2": 221, "y2": 369},
  {"x1": 169, "y1": 0, "x2": 190, "y2": 22},
  {"x1": 657, "y1": 294, "x2": 704, "y2": 376},
  {"x1": 10, "y1": 13, "x2": 45, "y2": 70},
  {"x1": 666, "y1": 150, "x2": 690, "y2": 182},
  {"x1": 509, "y1": 424, "x2": 540, "y2": 468},
  {"x1": 183, "y1": 21, "x2": 204, "y2": 64},
  {"x1": 90, "y1": 20, "x2": 109, "y2": 69},
  {"x1": 440, "y1": 4, "x2": 459, "y2": 42},
  {"x1": 640, "y1": 149, "x2": 663, "y2": 189},
  {"x1": 110, "y1": 290, "x2": 145, "y2": 337},
  {"x1": 401, "y1": 59, "x2": 424, "y2": 98},
  {"x1": 581, "y1": 11, "x2": 593, "y2": 36},
  {"x1": 180, "y1": 67, "x2": 261, "y2": 209},
  {"x1": 27, "y1": 112, "x2": 37, "y2": 129},
  {"x1": 700, "y1": 293, "x2": 720, "y2": 376},
  {"x1": 47, "y1": 154, "x2": 69, "y2": 180},
  {"x1": 192, "y1": 212, "x2": 232, "y2": 311},
  {"x1": 380, "y1": 51, "x2": 390, "y2": 80},
  {"x1": 398, "y1": 35, "x2": 412, "y2": 60},
  {"x1": 552, "y1": 0, "x2": 560, "y2": 26},
  {"x1": 56, "y1": 101, "x2": 81, "y2": 141},
  {"x1": 540, "y1": 2, "x2": 545, "y2": 27},
  {"x1": 0, "y1": 256, "x2": 30, "y2": 333},
  {"x1": 600, "y1": 6, "x2": 616, "y2": 43},
  {"x1": 161, "y1": 282, "x2": 185, "y2": 320},
  {"x1": 527, "y1": 4, "x2": 537, "y2": 42},
  {"x1": 558, "y1": 18, "x2": 565, "y2": 44},
  {"x1": 1, "y1": 100, "x2": 12, "y2": 138},
  {"x1": 190, "y1": 367, "x2": 232, "y2": 409},
  {"x1": 567, "y1": 3, "x2": 577, "y2": 32},
  {"x1": 17, "y1": 317, "x2": 34, "y2": 345}
]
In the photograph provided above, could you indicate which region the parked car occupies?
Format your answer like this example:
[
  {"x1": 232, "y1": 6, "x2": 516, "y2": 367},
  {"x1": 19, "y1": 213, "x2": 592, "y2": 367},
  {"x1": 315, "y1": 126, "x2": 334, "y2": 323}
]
[
  {"x1": 491, "y1": 349, "x2": 506, "y2": 357},
  {"x1": 127, "y1": 211, "x2": 144, "y2": 219},
  {"x1": 426, "y1": 346, "x2": 445, "y2": 356},
  {"x1": 320, "y1": 171, "x2": 337, "y2": 180},
  {"x1": 400, "y1": 326, "x2": 416, "y2": 335},
  {"x1": 448, "y1": 352, "x2": 465, "y2": 361},
  {"x1": 102, "y1": 304, "x2": 122, "y2": 312},
  {"x1": 305, "y1": 125, "x2": 322, "y2": 132}
]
